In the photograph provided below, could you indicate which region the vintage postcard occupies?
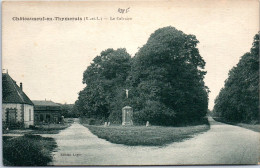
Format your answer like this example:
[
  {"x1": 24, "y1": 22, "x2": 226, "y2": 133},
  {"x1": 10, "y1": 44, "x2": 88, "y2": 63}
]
[{"x1": 1, "y1": 0, "x2": 259, "y2": 166}]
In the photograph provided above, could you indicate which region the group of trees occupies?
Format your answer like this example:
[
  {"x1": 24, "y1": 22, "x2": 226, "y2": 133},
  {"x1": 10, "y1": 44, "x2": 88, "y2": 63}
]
[
  {"x1": 59, "y1": 103, "x2": 80, "y2": 118},
  {"x1": 213, "y1": 34, "x2": 259, "y2": 123},
  {"x1": 75, "y1": 26, "x2": 209, "y2": 126},
  {"x1": 75, "y1": 48, "x2": 131, "y2": 121}
]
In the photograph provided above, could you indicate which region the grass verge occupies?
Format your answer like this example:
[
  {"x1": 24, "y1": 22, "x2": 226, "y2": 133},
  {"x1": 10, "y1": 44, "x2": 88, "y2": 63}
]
[
  {"x1": 83, "y1": 124, "x2": 210, "y2": 146},
  {"x1": 236, "y1": 123, "x2": 260, "y2": 132},
  {"x1": 3, "y1": 134, "x2": 57, "y2": 166},
  {"x1": 3, "y1": 123, "x2": 71, "y2": 134},
  {"x1": 31, "y1": 123, "x2": 71, "y2": 134},
  {"x1": 213, "y1": 117, "x2": 260, "y2": 132}
]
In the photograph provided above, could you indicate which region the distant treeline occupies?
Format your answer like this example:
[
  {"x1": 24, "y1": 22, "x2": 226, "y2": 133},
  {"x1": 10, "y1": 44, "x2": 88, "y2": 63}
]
[
  {"x1": 75, "y1": 26, "x2": 209, "y2": 126},
  {"x1": 58, "y1": 104, "x2": 79, "y2": 118},
  {"x1": 213, "y1": 34, "x2": 259, "y2": 123}
]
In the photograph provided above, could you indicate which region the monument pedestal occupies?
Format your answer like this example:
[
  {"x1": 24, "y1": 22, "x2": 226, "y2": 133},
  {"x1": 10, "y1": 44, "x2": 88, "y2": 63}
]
[{"x1": 122, "y1": 106, "x2": 133, "y2": 126}]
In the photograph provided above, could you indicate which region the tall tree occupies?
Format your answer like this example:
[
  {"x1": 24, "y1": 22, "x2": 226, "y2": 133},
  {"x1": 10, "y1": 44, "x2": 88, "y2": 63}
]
[
  {"x1": 76, "y1": 48, "x2": 131, "y2": 119},
  {"x1": 130, "y1": 26, "x2": 209, "y2": 125},
  {"x1": 214, "y1": 33, "x2": 259, "y2": 123}
]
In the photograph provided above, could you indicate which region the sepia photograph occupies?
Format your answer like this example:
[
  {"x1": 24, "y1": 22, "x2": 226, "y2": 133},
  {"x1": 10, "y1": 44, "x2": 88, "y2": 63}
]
[{"x1": 1, "y1": 0, "x2": 259, "y2": 166}]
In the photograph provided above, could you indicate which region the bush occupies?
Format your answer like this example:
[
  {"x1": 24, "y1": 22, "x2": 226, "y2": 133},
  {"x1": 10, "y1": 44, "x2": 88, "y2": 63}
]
[
  {"x1": 79, "y1": 117, "x2": 105, "y2": 125},
  {"x1": 134, "y1": 100, "x2": 176, "y2": 126},
  {"x1": 29, "y1": 125, "x2": 36, "y2": 129},
  {"x1": 88, "y1": 118, "x2": 96, "y2": 125},
  {"x1": 108, "y1": 110, "x2": 122, "y2": 124},
  {"x1": 3, "y1": 134, "x2": 57, "y2": 166},
  {"x1": 3, "y1": 121, "x2": 25, "y2": 129}
]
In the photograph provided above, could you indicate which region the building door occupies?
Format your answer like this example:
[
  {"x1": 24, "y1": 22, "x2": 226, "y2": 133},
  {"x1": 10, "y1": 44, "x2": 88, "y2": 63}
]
[
  {"x1": 54, "y1": 117, "x2": 58, "y2": 123},
  {"x1": 7, "y1": 109, "x2": 16, "y2": 124},
  {"x1": 46, "y1": 114, "x2": 50, "y2": 122},
  {"x1": 40, "y1": 114, "x2": 44, "y2": 122}
]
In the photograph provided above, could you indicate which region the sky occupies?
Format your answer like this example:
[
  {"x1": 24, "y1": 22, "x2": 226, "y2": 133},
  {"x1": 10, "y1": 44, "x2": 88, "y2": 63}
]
[{"x1": 2, "y1": 0, "x2": 259, "y2": 110}]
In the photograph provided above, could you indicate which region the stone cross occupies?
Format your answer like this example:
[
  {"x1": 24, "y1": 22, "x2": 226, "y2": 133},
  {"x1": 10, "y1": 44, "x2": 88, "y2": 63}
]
[{"x1": 124, "y1": 89, "x2": 129, "y2": 98}]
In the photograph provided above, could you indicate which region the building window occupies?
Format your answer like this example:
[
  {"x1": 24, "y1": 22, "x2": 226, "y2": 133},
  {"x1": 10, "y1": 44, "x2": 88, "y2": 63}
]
[{"x1": 29, "y1": 109, "x2": 31, "y2": 121}]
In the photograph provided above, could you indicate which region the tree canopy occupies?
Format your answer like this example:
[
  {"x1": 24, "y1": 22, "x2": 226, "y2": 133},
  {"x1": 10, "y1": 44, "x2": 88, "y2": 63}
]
[
  {"x1": 214, "y1": 33, "x2": 259, "y2": 123},
  {"x1": 76, "y1": 26, "x2": 209, "y2": 126},
  {"x1": 76, "y1": 48, "x2": 131, "y2": 119},
  {"x1": 129, "y1": 26, "x2": 208, "y2": 125}
]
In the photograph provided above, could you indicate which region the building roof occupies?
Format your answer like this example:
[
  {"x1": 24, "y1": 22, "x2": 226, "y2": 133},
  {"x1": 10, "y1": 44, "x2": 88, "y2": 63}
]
[
  {"x1": 2, "y1": 73, "x2": 34, "y2": 105},
  {"x1": 32, "y1": 100, "x2": 60, "y2": 107}
]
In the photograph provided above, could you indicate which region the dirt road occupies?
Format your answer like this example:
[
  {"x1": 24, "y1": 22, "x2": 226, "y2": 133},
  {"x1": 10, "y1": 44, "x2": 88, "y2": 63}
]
[{"x1": 46, "y1": 117, "x2": 259, "y2": 165}]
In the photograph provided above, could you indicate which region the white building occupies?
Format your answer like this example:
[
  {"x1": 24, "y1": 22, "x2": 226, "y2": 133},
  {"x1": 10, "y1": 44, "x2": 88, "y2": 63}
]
[{"x1": 2, "y1": 73, "x2": 34, "y2": 128}]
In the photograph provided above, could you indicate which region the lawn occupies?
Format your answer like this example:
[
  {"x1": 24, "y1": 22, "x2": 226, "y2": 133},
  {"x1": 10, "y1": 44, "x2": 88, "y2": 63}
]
[
  {"x1": 3, "y1": 134, "x2": 57, "y2": 166},
  {"x1": 84, "y1": 124, "x2": 210, "y2": 146}
]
